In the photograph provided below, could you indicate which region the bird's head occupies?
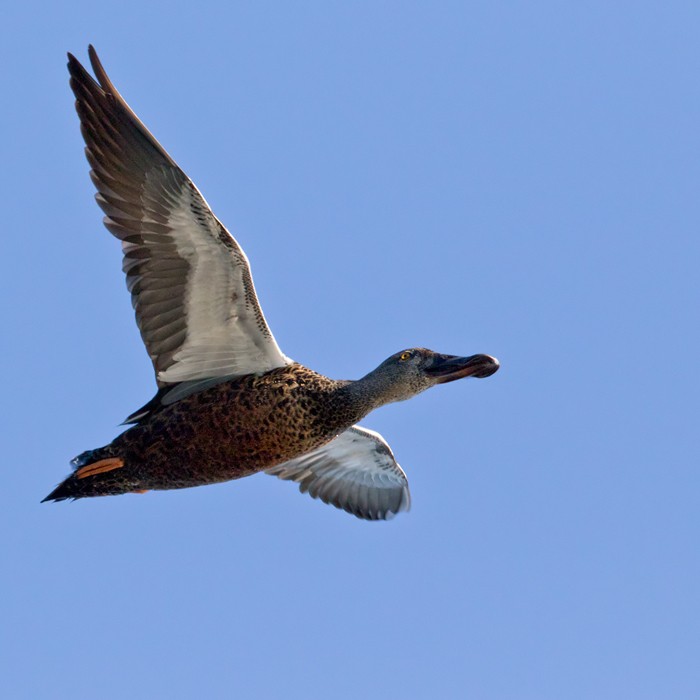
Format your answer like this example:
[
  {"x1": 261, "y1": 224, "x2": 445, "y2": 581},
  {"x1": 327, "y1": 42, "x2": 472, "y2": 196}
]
[{"x1": 364, "y1": 348, "x2": 500, "y2": 405}]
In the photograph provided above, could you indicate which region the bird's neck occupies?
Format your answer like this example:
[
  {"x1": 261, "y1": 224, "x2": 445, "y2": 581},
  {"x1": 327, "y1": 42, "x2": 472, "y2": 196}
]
[{"x1": 337, "y1": 369, "x2": 403, "y2": 418}]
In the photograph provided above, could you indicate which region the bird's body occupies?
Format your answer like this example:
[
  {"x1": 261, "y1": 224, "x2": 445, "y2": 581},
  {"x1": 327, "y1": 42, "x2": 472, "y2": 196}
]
[
  {"x1": 44, "y1": 47, "x2": 499, "y2": 520},
  {"x1": 47, "y1": 365, "x2": 357, "y2": 499}
]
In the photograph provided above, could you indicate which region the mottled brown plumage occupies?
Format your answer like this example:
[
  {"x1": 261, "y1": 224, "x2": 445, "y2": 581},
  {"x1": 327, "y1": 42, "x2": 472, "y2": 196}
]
[{"x1": 46, "y1": 365, "x2": 360, "y2": 500}]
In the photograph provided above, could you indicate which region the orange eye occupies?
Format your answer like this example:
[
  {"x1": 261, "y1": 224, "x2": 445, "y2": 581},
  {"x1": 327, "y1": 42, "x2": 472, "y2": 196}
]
[{"x1": 400, "y1": 351, "x2": 411, "y2": 361}]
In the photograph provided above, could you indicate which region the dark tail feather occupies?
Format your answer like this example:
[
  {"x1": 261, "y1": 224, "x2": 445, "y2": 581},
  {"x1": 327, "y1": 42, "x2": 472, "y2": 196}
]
[
  {"x1": 42, "y1": 446, "x2": 124, "y2": 502},
  {"x1": 42, "y1": 480, "x2": 79, "y2": 503}
]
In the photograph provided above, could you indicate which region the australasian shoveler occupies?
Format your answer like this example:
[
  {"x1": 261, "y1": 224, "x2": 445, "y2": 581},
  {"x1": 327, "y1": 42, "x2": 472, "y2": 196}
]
[{"x1": 43, "y1": 46, "x2": 500, "y2": 520}]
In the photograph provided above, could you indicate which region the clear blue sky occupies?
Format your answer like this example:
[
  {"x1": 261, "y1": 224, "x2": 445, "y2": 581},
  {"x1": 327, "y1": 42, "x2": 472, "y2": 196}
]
[{"x1": 2, "y1": 2, "x2": 699, "y2": 698}]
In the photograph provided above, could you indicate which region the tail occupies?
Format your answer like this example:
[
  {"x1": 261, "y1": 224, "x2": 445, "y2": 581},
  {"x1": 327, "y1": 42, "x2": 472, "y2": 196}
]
[{"x1": 42, "y1": 446, "x2": 130, "y2": 502}]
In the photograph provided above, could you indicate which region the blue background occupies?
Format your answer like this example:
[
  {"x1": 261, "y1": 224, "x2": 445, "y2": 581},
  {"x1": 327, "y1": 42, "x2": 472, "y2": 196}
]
[{"x1": 2, "y1": 2, "x2": 699, "y2": 698}]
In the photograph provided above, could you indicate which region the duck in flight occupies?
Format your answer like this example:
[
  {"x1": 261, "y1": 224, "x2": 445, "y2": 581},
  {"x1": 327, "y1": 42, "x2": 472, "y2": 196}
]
[{"x1": 43, "y1": 46, "x2": 499, "y2": 520}]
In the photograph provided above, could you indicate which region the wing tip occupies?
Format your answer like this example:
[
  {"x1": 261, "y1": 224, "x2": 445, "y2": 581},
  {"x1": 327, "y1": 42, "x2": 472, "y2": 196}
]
[
  {"x1": 87, "y1": 44, "x2": 115, "y2": 94},
  {"x1": 66, "y1": 45, "x2": 117, "y2": 97}
]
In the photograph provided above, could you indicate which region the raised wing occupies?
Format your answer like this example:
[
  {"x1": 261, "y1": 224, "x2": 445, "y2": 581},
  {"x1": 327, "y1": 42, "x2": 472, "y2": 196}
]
[
  {"x1": 266, "y1": 426, "x2": 411, "y2": 521},
  {"x1": 68, "y1": 46, "x2": 290, "y2": 385}
]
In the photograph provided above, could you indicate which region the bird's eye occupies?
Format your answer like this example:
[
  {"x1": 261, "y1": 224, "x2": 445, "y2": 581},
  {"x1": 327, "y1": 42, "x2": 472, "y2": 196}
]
[{"x1": 399, "y1": 351, "x2": 412, "y2": 361}]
